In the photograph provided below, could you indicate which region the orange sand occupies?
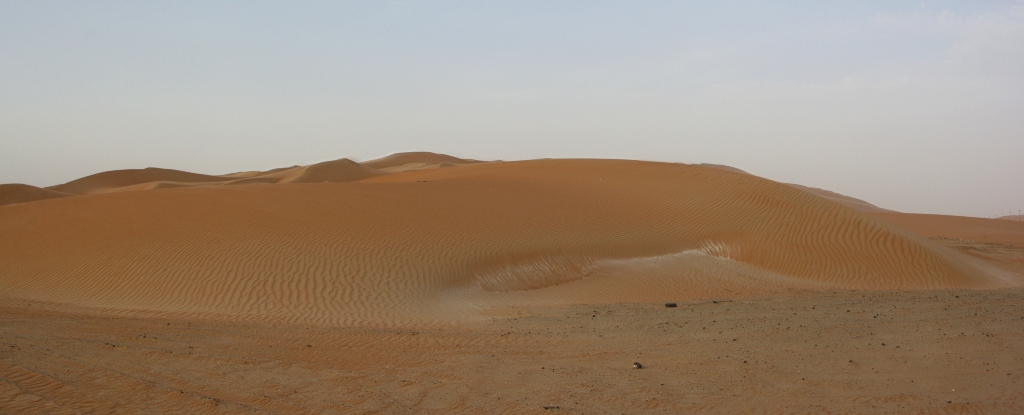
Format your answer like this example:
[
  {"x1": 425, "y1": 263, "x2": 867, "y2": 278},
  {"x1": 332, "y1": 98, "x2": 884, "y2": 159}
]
[
  {"x1": 1, "y1": 157, "x2": 1018, "y2": 325},
  {"x1": 873, "y1": 212, "x2": 1024, "y2": 247},
  {"x1": 0, "y1": 184, "x2": 73, "y2": 207}
]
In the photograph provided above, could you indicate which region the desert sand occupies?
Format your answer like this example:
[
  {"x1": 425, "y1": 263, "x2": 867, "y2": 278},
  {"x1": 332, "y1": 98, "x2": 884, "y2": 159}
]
[
  {"x1": 1, "y1": 153, "x2": 1022, "y2": 413},
  {"x1": 0, "y1": 184, "x2": 73, "y2": 206}
]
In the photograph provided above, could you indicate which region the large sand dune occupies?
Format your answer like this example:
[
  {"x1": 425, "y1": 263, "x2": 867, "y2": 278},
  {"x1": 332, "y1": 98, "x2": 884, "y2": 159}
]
[{"x1": 1, "y1": 158, "x2": 1016, "y2": 326}]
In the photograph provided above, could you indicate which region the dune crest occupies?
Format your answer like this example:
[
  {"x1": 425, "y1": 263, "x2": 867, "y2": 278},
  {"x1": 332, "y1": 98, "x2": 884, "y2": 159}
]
[
  {"x1": 788, "y1": 183, "x2": 892, "y2": 213},
  {"x1": 11, "y1": 153, "x2": 462, "y2": 203},
  {"x1": 226, "y1": 158, "x2": 385, "y2": 185},
  {"x1": 289, "y1": 158, "x2": 384, "y2": 183},
  {"x1": 362, "y1": 151, "x2": 479, "y2": 172},
  {"x1": 697, "y1": 163, "x2": 750, "y2": 175},
  {"x1": 48, "y1": 167, "x2": 227, "y2": 195}
]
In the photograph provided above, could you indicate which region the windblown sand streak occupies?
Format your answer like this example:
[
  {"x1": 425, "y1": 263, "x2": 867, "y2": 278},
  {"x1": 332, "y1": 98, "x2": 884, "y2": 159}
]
[{"x1": 0, "y1": 159, "x2": 1015, "y2": 325}]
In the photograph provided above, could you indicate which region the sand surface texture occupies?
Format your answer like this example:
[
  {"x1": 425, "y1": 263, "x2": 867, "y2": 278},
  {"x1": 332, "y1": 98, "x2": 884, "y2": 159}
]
[
  {"x1": 1, "y1": 289, "x2": 1022, "y2": 414},
  {"x1": 1, "y1": 154, "x2": 1022, "y2": 413},
  {"x1": 2, "y1": 158, "x2": 1016, "y2": 325}
]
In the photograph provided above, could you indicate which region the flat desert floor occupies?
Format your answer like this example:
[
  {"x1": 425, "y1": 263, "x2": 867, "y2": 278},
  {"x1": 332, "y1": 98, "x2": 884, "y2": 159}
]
[
  {"x1": 2, "y1": 290, "x2": 1024, "y2": 414},
  {"x1": 2, "y1": 154, "x2": 1023, "y2": 413}
]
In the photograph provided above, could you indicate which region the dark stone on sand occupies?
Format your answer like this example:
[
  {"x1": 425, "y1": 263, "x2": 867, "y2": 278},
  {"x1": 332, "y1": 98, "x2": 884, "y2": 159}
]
[{"x1": 665, "y1": 303, "x2": 677, "y2": 307}]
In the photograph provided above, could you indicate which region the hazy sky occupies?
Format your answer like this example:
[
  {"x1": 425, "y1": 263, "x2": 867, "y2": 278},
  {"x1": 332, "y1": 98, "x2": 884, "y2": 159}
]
[{"x1": 2, "y1": 1, "x2": 1022, "y2": 217}]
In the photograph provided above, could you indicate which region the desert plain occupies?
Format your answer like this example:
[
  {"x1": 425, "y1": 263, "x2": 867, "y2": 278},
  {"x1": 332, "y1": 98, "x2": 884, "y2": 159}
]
[{"x1": 1, "y1": 153, "x2": 1023, "y2": 414}]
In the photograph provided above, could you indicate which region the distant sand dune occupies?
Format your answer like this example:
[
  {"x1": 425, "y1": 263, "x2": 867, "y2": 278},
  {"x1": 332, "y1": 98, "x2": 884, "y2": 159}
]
[
  {"x1": 48, "y1": 167, "x2": 227, "y2": 195},
  {"x1": 38, "y1": 158, "x2": 387, "y2": 197},
  {"x1": 290, "y1": 158, "x2": 384, "y2": 183},
  {"x1": 1, "y1": 158, "x2": 1015, "y2": 326},
  {"x1": 225, "y1": 158, "x2": 384, "y2": 185},
  {"x1": 362, "y1": 151, "x2": 479, "y2": 170},
  {"x1": 0, "y1": 184, "x2": 74, "y2": 207},
  {"x1": 217, "y1": 165, "x2": 302, "y2": 179},
  {"x1": 872, "y1": 212, "x2": 1024, "y2": 247},
  {"x1": 92, "y1": 180, "x2": 228, "y2": 194},
  {"x1": 0, "y1": 156, "x2": 898, "y2": 215}
]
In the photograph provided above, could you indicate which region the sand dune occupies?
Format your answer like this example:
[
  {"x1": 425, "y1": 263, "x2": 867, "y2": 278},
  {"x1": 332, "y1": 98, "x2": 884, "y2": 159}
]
[
  {"x1": 224, "y1": 158, "x2": 384, "y2": 185},
  {"x1": 0, "y1": 184, "x2": 74, "y2": 207},
  {"x1": 48, "y1": 167, "x2": 228, "y2": 195},
  {"x1": 86, "y1": 179, "x2": 237, "y2": 194},
  {"x1": 377, "y1": 162, "x2": 463, "y2": 173},
  {"x1": 1, "y1": 158, "x2": 1015, "y2": 326},
  {"x1": 217, "y1": 165, "x2": 302, "y2": 179},
  {"x1": 361, "y1": 151, "x2": 479, "y2": 171},
  {"x1": 288, "y1": 158, "x2": 384, "y2": 183},
  {"x1": 35, "y1": 159, "x2": 385, "y2": 198},
  {"x1": 219, "y1": 165, "x2": 302, "y2": 179}
]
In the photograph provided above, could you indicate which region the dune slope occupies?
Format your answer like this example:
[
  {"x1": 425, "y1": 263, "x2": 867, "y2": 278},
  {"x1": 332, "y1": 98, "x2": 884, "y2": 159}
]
[
  {"x1": 0, "y1": 159, "x2": 1013, "y2": 325},
  {"x1": 689, "y1": 165, "x2": 892, "y2": 213},
  {"x1": 0, "y1": 184, "x2": 74, "y2": 207},
  {"x1": 871, "y1": 212, "x2": 1024, "y2": 247}
]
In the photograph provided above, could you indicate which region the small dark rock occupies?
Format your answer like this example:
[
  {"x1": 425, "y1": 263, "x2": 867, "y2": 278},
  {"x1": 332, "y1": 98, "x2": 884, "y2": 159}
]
[
  {"x1": 542, "y1": 405, "x2": 560, "y2": 410},
  {"x1": 633, "y1": 362, "x2": 643, "y2": 369},
  {"x1": 665, "y1": 303, "x2": 677, "y2": 308}
]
